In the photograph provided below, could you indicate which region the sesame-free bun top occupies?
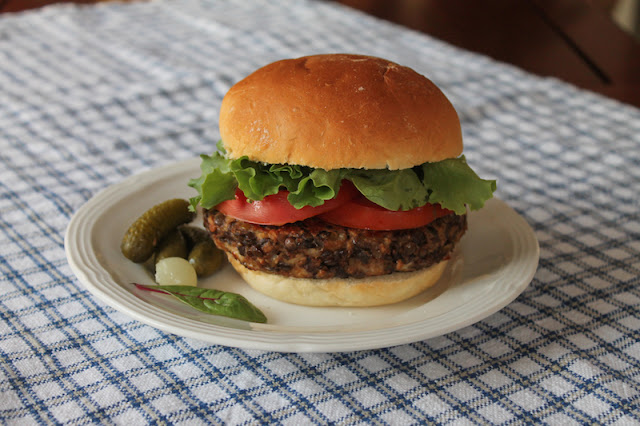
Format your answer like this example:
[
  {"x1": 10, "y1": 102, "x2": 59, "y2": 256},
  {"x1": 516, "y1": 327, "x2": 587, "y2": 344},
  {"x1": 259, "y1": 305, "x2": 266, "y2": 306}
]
[{"x1": 219, "y1": 54, "x2": 463, "y2": 170}]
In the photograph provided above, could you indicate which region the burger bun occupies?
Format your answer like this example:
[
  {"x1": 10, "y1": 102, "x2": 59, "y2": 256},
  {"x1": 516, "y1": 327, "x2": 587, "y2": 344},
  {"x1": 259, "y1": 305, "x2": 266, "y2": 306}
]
[
  {"x1": 219, "y1": 54, "x2": 462, "y2": 170},
  {"x1": 227, "y1": 256, "x2": 449, "y2": 307}
]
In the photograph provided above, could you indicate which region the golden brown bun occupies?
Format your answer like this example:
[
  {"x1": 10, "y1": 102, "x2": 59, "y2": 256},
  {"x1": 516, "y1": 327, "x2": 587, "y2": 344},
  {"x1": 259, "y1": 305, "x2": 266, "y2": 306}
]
[
  {"x1": 219, "y1": 54, "x2": 462, "y2": 170},
  {"x1": 227, "y1": 256, "x2": 448, "y2": 307}
]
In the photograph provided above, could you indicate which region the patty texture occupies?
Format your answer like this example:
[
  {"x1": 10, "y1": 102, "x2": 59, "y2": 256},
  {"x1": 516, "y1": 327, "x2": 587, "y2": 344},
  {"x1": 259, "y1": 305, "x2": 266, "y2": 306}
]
[{"x1": 204, "y1": 210, "x2": 467, "y2": 279}]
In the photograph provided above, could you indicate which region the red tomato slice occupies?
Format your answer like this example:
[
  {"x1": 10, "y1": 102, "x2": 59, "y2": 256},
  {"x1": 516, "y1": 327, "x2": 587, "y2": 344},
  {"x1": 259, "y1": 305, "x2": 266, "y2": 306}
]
[
  {"x1": 216, "y1": 182, "x2": 358, "y2": 226},
  {"x1": 318, "y1": 196, "x2": 452, "y2": 230}
]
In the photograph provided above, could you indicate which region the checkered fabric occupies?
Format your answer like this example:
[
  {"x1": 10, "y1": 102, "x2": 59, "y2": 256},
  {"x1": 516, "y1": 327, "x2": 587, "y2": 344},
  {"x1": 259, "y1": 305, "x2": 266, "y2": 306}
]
[{"x1": 1, "y1": 0, "x2": 639, "y2": 423}]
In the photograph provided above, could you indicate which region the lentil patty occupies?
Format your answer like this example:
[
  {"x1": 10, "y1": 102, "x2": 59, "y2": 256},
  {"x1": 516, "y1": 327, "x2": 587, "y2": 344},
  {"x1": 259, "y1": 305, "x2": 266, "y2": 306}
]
[{"x1": 203, "y1": 210, "x2": 467, "y2": 279}]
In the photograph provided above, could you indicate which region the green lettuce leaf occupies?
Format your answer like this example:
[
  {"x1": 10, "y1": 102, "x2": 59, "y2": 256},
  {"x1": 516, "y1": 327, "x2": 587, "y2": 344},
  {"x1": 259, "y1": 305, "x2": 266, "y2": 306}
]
[
  {"x1": 231, "y1": 158, "x2": 283, "y2": 200},
  {"x1": 188, "y1": 151, "x2": 347, "y2": 210},
  {"x1": 287, "y1": 168, "x2": 346, "y2": 208},
  {"x1": 347, "y1": 168, "x2": 428, "y2": 211},
  {"x1": 188, "y1": 144, "x2": 496, "y2": 214},
  {"x1": 421, "y1": 156, "x2": 497, "y2": 215},
  {"x1": 188, "y1": 153, "x2": 237, "y2": 210}
]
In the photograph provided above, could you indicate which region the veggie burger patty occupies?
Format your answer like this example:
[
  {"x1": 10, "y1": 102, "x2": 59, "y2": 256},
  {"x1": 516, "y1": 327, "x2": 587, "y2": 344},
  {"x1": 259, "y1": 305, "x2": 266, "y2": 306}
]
[{"x1": 204, "y1": 209, "x2": 467, "y2": 279}]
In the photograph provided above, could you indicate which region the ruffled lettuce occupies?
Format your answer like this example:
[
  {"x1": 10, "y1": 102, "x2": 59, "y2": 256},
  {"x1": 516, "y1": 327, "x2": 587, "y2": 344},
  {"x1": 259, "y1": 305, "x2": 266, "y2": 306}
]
[
  {"x1": 188, "y1": 143, "x2": 496, "y2": 215},
  {"x1": 421, "y1": 157, "x2": 497, "y2": 213}
]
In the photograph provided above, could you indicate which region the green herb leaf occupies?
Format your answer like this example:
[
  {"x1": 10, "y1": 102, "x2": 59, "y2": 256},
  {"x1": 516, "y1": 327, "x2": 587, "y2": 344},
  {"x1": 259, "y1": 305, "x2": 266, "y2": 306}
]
[{"x1": 134, "y1": 284, "x2": 267, "y2": 323}]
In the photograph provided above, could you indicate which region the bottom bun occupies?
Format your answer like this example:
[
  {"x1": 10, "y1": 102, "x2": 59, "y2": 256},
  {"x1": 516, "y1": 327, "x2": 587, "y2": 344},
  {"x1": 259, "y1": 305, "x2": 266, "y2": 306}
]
[{"x1": 227, "y1": 256, "x2": 449, "y2": 307}]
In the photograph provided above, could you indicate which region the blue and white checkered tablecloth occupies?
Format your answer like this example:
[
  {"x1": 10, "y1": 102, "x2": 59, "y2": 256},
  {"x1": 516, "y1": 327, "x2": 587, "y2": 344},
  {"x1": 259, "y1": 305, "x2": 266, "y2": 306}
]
[{"x1": 1, "y1": 0, "x2": 640, "y2": 423}]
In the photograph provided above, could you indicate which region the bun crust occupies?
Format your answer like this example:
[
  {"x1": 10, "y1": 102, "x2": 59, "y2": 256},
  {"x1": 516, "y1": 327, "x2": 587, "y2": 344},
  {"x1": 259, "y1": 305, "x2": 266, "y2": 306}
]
[
  {"x1": 228, "y1": 256, "x2": 449, "y2": 307},
  {"x1": 219, "y1": 54, "x2": 462, "y2": 170}
]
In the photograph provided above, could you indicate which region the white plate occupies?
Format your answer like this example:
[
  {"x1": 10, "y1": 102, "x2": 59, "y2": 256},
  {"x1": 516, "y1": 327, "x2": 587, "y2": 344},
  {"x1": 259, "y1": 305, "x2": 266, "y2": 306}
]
[{"x1": 65, "y1": 158, "x2": 539, "y2": 352}]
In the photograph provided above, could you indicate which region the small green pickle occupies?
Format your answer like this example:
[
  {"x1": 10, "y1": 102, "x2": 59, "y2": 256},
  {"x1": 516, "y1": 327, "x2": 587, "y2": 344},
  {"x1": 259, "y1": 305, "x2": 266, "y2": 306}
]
[
  {"x1": 120, "y1": 198, "x2": 195, "y2": 263},
  {"x1": 178, "y1": 225, "x2": 211, "y2": 246},
  {"x1": 188, "y1": 240, "x2": 225, "y2": 277},
  {"x1": 155, "y1": 229, "x2": 188, "y2": 264}
]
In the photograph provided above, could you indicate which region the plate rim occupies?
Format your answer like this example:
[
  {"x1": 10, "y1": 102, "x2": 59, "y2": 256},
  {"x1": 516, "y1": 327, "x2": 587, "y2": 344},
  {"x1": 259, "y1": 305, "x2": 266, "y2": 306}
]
[{"x1": 65, "y1": 158, "x2": 539, "y2": 352}]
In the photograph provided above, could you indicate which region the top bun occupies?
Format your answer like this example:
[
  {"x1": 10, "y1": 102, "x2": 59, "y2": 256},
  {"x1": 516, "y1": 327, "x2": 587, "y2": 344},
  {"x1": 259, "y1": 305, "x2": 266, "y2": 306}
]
[{"x1": 219, "y1": 54, "x2": 462, "y2": 170}]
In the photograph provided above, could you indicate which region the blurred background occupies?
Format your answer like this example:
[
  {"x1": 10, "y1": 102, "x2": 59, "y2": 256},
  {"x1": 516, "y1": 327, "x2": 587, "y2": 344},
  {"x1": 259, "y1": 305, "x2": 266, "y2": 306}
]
[
  {"x1": 335, "y1": 0, "x2": 640, "y2": 41},
  {"x1": 1, "y1": 0, "x2": 639, "y2": 107},
  {"x1": 332, "y1": 0, "x2": 640, "y2": 107}
]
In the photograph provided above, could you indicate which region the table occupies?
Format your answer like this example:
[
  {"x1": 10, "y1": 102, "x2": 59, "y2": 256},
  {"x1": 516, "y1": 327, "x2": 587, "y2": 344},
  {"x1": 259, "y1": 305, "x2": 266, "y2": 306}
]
[
  {"x1": 1, "y1": 0, "x2": 639, "y2": 423},
  {"x1": 5, "y1": 0, "x2": 640, "y2": 107}
]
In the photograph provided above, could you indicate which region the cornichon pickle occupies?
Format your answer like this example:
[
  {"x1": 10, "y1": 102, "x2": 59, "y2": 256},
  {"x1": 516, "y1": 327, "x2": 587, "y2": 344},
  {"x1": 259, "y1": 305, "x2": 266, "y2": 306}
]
[
  {"x1": 142, "y1": 230, "x2": 189, "y2": 275},
  {"x1": 155, "y1": 229, "x2": 188, "y2": 265},
  {"x1": 188, "y1": 240, "x2": 225, "y2": 277},
  {"x1": 120, "y1": 198, "x2": 195, "y2": 263},
  {"x1": 178, "y1": 225, "x2": 211, "y2": 246},
  {"x1": 143, "y1": 252, "x2": 156, "y2": 274}
]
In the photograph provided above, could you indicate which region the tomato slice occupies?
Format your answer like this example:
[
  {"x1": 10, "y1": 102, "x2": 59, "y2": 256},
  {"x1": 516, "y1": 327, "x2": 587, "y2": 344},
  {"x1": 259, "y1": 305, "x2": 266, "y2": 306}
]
[
  {"x1": 318, "y1": 196, "x2": 452, "y2": 230},
  {"x1": 216, "y1": 182, "x2": 358, "y2": 226}
]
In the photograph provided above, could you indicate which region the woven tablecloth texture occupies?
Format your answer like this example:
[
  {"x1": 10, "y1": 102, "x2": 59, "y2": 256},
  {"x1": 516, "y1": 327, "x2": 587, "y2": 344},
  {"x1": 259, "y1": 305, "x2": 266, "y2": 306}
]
[{"x1": 2, "y1": 0, "x2": 640, "y2": 423}]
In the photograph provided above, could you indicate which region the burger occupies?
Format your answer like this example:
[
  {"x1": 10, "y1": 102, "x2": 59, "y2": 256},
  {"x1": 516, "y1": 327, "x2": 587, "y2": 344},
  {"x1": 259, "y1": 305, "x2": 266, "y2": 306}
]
[{"x1": 188, "y1": 54, "x2": 495, "y2": 307}]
